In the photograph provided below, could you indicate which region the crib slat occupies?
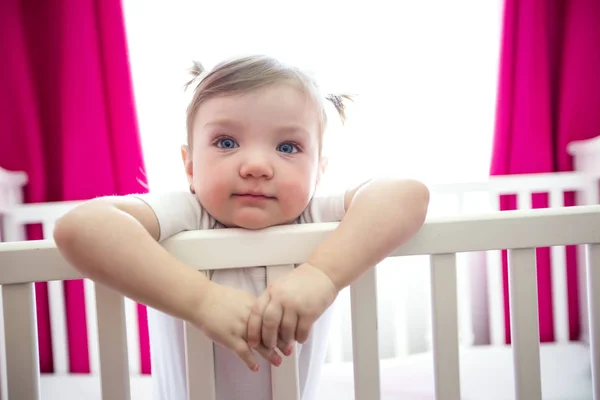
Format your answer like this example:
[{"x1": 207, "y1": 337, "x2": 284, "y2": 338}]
[
  {"x1": 487, "y1": 191, "x2": 505, "y2": 346},
  {"x1": 517, "y1": 191, "x2": 532, "y2": 210},
  {"x1": 124, "y1": 297, "x2": 141, "y2": 374},
  {"x1": 95, "y1": 283, "x2": 131, "y2": 400},
  {"x1": 42, "y1": 221, "x2": 71, "y2": 374},
  {"x1": 550, "y1": 245, "x2": 568, "y2": 342},
  {"x1": 586, "y1": 243, "x2": 600, "y2": 399},
  {"x1": 548, "y1": 190, "x2": 569, "y2": 343},
  {"x1": 429, "y1": 253, "x2": 461, "y2": 400},
  {"x1": 0, "y1": 212, "x2": 25, "y2": 400},
  {"x1": 0, "y1": 286, "x2": 7, "y2": 400},
  {"x1": 456, "y1": 252, "x2": 474, "y2": 346},
  {"x1": 508, "y1": 248, "x2": 542, "y2": 400},
  {"x1": 185, "y1": 271, "x2": 216, "y2": 400},
  {"x1": 2, "y1": 283, "x2": 41, "y2": 399},
  {"x1": 84, "y1": 279, "x2": 100, "y2": 374},
  {"x1": 267, "y1": 264, "x2": 300, "y2": 400},
  {"x1": 185, "y1": 323, "x2": 216, "y2": 400},
  {"x1": 577, "y1": 182, "x2": 599, "y2": 345},
  {"x1": 350, "y1": 268, "x2": 381, "y2": 400},
  {"x1": 47, "y1": 280, "x2": 70, "y2": 373}
]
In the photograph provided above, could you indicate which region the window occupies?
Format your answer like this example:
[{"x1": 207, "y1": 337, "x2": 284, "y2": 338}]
[{"x1": 123, "y1": 0, "x2": 503, "y2": 193}]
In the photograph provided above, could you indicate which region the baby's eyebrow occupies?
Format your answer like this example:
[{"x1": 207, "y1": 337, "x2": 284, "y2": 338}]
[
  {"x1": 202, "y1": 120, "x2": 313, "y2": 140},
  {"x1": 275, "y1": 125, "x2": 311, "y2": 138},
  {"x1": 202, "y1": 119, "x2": 242, "y2": 130}
]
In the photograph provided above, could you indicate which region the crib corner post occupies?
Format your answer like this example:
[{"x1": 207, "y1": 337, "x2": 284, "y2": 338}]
[{"x1": 2, "y1": 282, "x2": 41, "y2": 400}]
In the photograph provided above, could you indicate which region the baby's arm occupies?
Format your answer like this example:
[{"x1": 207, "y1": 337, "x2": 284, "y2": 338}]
[
  {"x1": 53, "y1": 196, "x2": 280, "y2": 371},
  {"x1": 248, "y1": 178, "x2": 430, "y2": 349},
  {"x1": 310, "y1": 178, "x2": 430, "y2": 290},
  {"x1": 53, "y1": 196, "x2": 212, "y2": 325}
]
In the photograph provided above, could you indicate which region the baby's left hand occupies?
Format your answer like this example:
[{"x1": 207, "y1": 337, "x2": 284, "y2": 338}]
[{"x1": 247, "y1": 263, "x2": 339, "y2": 355}]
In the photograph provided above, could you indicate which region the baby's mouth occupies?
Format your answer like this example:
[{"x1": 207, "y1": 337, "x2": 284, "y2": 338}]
[{"x1": 233, "y1": 193, "x2": 276, "y2": 200}]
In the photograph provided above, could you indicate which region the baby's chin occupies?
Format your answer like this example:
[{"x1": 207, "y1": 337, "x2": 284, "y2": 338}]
[
  {"x1": 235, "y1": 221, "x2": 274, "y2": 230},
  {"x1": 223, "y1": 211, "x2": 297, "y2": 230}
]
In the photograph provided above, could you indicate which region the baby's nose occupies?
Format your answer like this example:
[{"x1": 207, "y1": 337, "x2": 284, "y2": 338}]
[{"x1": 239, "y1": 157, "x2": 274, "y2": 179}]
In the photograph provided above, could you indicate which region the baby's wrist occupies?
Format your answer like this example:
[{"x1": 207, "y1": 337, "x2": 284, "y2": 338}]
[
  {"x1": 188, "y1": 277, "x2": 218, "y2": 330},
  {"x1": 302, "y1": 262, "x2": 341, "y2": 294}
]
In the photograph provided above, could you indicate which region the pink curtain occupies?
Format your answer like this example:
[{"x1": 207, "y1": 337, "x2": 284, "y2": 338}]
[
  {"x1": 490, "y1": 0, "x2": 600, "y2": 343},
  {"x1": 0, "y1": 0, "x2": 151, "y2": 374}
]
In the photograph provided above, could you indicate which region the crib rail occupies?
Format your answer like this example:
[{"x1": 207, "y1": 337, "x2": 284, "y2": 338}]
[
  {"x1": 1, "y1": 171, "x2": 597, "y2": 376},
  {"x1": 0, "y1": 205, "x2": 599, "y2": 400},
  {"x1": 431, "y1": 170, "x2": 592, "y2": 194},
  {"x1": 429, "y1": 172, "x2": 600, "y2": 345}
]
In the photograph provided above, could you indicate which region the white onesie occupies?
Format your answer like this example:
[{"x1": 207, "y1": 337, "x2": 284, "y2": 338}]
[{"x1": 134, "y1": 191, "x2": 347, "y2": 400}]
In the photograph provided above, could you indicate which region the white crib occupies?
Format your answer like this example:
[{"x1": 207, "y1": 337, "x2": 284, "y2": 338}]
[{"x1": 0, "y1": 166, "x2": 599, "y2": 400}]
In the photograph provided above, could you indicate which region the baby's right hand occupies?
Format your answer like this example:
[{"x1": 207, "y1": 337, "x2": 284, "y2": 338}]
[{"x1": 194, "y1": 282, "x2": 283, "y2": 372}]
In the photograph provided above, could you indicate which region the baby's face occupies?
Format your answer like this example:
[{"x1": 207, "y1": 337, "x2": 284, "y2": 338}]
[{"x1": 185, "y1": 83, "x2": 323, "y2": 229}]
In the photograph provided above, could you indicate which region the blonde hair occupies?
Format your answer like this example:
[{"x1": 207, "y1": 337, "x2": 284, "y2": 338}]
[{"x1": 183, "y1": 55, "x2": 352, "y2": 146}]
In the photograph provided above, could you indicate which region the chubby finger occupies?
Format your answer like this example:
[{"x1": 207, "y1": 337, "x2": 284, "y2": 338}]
[
  {"x1": 262, "y1": 301, "x2": 283, "y2": 349},
  {"x1": 277, "y1": 337, "x2": 294, "y2": 357},
  {"x1": 296, "y1": 316, "x2": 313, "y2": 344},
  {"x1": 247, "y1": 293, "x2": 270, "y2": 348},
  {"x1": 279, "y1": 309, "x2": 298, "y2": 347},
  {"x1": 254, "y1": 343, "x2": 283, "y2": 367},
  {"x1": 233, "y1": 340, "x2": 260, "y2": 372}
]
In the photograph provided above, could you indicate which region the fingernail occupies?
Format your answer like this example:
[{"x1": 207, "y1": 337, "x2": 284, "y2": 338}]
[
  {"x1": 252, "y1": 364, "x2": 259, "y2": 372},
  {"x1": 272, "y1": 354, "x2": 282, "y2": 366}
]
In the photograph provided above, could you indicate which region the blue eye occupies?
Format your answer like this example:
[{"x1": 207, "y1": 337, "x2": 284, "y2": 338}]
[
  {"x1": 216, "y1": 138, "x2": 238, "y2": 149},
  {"x1": 277, "y1": 142, "x2": 298, "y2": 154}
]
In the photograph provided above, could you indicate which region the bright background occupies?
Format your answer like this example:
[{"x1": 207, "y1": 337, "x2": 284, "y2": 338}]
[
  {"x1": 120, "y1": 0, "x2": 504, "y2": 360},
  {"x1": 122, "y1": 0, "x2": 503, "y2": 194}
]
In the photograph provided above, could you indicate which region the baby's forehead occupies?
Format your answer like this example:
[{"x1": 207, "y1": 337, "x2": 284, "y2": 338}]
[{"x1": 194, "y1": 90, "x2": 323, "y2": 132}]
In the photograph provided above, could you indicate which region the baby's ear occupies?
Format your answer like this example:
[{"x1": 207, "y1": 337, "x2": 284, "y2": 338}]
[
  {"x1": 316, "y1": 156, "x2": 329, "y2": 186},
  {"x1": 181, "y1": 145, "x2": 194, "y2": 188}
]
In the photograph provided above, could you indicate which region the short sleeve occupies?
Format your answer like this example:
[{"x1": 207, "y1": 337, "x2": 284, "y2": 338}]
[
  {"x1": 132, "y1": 191, "x2": 216, "y2": 241},
  {"x1": 298, "y1": 191, "x2": 347, "y2": 224}
]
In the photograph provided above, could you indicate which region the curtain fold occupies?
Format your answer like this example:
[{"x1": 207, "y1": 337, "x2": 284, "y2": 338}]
[
  {"x1": 490, "y1": 0, "x2": 600, "y2": 343},
  {"x1": 0, "y1": 0, "x2": 150, "y2": 373}
]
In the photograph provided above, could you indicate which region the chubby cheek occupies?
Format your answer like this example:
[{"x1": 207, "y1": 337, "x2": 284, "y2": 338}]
[
  {"x1": 276, "y1": 158, "x2": 321, "y2": 214},
  {"x1": 193, "y1": 160, "x2": 232, "y2": 209},
  {"x1": 277, "y1": 174, "x2": 315, "y2": 216}
]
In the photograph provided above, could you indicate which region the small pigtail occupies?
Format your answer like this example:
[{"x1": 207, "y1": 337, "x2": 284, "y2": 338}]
[
  {"x1": 325, "y1": 93, "x2": 354, "y2": 124},
  {"x1": 184, "y1": 60, "x2": 206, "y2": 91}
]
